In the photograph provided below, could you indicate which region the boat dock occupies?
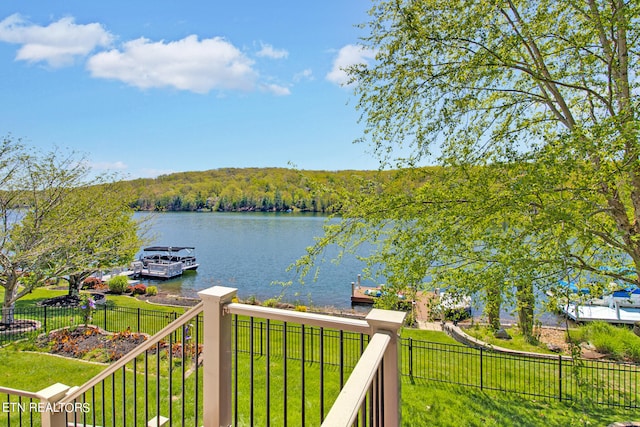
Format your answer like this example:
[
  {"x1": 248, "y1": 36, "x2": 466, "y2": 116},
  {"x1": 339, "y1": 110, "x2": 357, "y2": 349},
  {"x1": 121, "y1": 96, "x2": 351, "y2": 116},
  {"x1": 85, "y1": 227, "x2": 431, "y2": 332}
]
[
  {"x1": 349, "y1": 276, "x2": 471, "y2": 322},
  {"x1": 561, "y1": 303, "x2": 640, "y2": 324},
  {"x1": 137, "y1": 246, "x2": 199, "y2": 279}
]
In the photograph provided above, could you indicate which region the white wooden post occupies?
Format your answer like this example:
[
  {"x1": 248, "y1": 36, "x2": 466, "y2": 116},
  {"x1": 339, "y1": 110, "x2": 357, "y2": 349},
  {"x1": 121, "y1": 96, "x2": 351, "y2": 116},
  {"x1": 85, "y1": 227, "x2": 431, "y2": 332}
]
[
  {"x1": 198, "y1": 286, "x2": 237, "y2": 427},
  {"x1": 36, "y1": 383, "x2": 72, "y2": 427},
  {"x1": 365, "y1": 308, "x2": 406, "y2": 427}
]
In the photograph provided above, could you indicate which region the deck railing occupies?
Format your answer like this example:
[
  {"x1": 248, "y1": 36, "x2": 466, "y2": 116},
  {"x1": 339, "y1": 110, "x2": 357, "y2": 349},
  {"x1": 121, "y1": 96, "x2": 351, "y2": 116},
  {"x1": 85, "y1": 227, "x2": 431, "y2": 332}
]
[
  {"x1": 5, "y1": 286, "x2": 404, "y2": 427},
  {"x1": 55, "y1": 301, "x2": 205, "y2": 427},
  {"x1": 0, "y1": 386, "x2": 40, "y2": 426},
  {"x1": 200, "y1": 286, "x2": 405, "y2": 427}
]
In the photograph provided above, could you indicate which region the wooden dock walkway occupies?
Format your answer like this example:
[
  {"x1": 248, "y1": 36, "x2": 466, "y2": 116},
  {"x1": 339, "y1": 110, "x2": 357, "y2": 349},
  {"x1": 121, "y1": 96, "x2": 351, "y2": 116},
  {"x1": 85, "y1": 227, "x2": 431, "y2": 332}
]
[{"x1": 351, "y1": 284, "x2": 439, "y2": 322}]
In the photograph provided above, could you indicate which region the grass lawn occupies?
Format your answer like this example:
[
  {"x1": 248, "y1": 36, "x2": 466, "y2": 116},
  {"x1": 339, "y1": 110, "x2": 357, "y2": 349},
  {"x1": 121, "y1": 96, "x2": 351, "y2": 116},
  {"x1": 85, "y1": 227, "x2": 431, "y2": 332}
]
[
  {"x1": 401, "y1": 327, "x2": 463, "y2": 344},
  {"x1": 462, "y1": 323, "x2": 566, "y2": 354},
  {"x1": 2, "y1": 347, "x2": 635, "y2": 426},
  {"x1": 402, "y1": 381, "x2": 637, "y2": 426},
  {"x1": 1, "y1": 288, "x2": 639, "y2": 425},
  {"x1": 0, "y1": 346, "x2": 105, "y2": 392},
  {"x1": 2, "y1": 285, "x2": 186, "y2": 314}
]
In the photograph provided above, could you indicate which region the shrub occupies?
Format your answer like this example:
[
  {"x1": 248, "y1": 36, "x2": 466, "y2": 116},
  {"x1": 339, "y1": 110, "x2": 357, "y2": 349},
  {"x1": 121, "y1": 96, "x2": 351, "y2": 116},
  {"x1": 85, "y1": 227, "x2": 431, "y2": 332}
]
[
  {"x1": 108, "y1": 275, "x2": 129, "y2": 294},
  {"x1": 574, "y1": 321, "x2": 640, "y2": 362},
  {"x1": 263, "y1": 298, "x2": 279, "y2": 308},
  {"x1": 82, "y1": 277, "x2": 103, "y2": 290},
  {"x1": 78, "y1": 293, "x2": 96, "y2": 325},
  {"x1": 591, "y1": 334, "x2": 625, "y2": 359},
  {"x1": 129, "y1": 284, "x2": 147, "y2": 295},
  {"x1": 295, "y1": 305, "x2": 307, "y2": 312},
  {"x1": 146, "y1": 286, "x2": 158, "y2": 296}
]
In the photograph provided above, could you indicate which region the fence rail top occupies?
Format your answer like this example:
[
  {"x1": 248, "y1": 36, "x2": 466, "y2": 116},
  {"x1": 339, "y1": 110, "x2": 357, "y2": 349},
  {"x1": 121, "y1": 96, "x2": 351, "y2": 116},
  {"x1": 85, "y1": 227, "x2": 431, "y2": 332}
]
[
  {"x1": 0, "y1": 386, "x2": 40, "y2": 400},
  {"x1": 226, "y1": 302, "x2": 371, "y2": 334}
]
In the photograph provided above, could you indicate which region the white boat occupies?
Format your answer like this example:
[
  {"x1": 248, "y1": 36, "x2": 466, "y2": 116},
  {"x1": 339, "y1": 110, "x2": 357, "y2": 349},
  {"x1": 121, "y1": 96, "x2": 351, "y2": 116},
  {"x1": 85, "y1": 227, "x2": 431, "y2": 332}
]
[
  {"x1": 555, "y1": 278, "x2": 640, "y2": 324},
  {"x1": 138, "y1": 246, "x2": 199, "y2": 279}
]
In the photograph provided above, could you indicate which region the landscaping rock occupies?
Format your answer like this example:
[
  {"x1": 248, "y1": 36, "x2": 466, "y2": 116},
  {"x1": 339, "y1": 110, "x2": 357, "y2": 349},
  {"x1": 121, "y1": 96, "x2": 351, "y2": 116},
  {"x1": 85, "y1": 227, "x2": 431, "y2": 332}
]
[
  {"x1": 546, "y1": 343, "x2": 563, "y2": 353},
  {"x1": 494, "y1": 328, "x2": 512, "y2": 340},
  {"x1": 581, "y1": 341, "x2": 596, "y2": 351},
  {"x1": 633, "y1": 322, "x2": 640, "y2": 338}
]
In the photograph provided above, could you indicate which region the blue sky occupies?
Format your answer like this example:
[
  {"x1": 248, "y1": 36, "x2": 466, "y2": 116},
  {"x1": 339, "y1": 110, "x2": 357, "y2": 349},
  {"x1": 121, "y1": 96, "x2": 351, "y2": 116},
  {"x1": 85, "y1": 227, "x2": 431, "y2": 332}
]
[{"x1": 0, "y1": 1, "x2": 379, "y2": 179}]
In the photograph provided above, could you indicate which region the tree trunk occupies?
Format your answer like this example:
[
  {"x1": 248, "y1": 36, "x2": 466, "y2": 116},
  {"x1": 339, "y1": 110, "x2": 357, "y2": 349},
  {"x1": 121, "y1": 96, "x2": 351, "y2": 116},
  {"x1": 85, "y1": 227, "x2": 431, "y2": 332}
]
[
  {"x1": 68, "y1": 273, "x2": 83, "y2": 296},
  {"x1": 485, "y1": 283, "x2": 502, "y2": 331},
  {"x1": 516, "y1": 282, "x2": 535, "y2": 342},
  {"x1": 1, "y1": 281, "x2": 17, "y2": 325},
  {"x1": 67, "y1": 271, "x2": 95, "y2": 296}
]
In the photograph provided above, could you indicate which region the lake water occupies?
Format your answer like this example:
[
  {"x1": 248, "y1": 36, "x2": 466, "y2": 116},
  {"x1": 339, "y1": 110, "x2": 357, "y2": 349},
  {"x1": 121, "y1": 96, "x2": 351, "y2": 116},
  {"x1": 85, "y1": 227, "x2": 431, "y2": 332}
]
[
  {"x1": 135, "y1": 212, "x2": 377, "y2": 309},
  {"x1": 133, "y1": 212, "x2": 565, "y2": 325}
]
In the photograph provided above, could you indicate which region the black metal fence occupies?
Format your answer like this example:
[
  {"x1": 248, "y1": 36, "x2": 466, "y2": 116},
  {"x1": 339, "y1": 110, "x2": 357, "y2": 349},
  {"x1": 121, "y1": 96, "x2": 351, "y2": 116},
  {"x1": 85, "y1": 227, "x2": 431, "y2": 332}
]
[
  {"x1": 401, "y1": 337, "x2": 640, "y2": 409},
  {"x1": 235, "y1": 317, "x2": 369, "y2": 368},
  {"x1": 0, "y1": 304, "x2": 186, "y2": 346},
  {"x1": 2, "y1": 305, "x2": 639, "y2": 410},
  {"x1": 231, "y1": 315, "x2": 374, "y2": 426},
  {"x1": 60, "y1": 308, "x2": 205, "y2": 427},
  {"x1": 234, "y1": 320, "x2": 640, "y2": 410}
]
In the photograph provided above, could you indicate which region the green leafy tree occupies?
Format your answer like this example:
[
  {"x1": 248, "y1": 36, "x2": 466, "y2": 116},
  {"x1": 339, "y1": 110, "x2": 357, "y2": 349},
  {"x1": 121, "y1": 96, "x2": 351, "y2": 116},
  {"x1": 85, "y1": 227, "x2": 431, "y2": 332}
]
[
  {"x1": 0, "y1": 136, "x2": 143, "y2": 323},
  {"x1": 298, "y1": 0, "x2": 638, "y2": 339},
  {"x1": 59, "y1": 182, "x2": 146, "y2": 296}
]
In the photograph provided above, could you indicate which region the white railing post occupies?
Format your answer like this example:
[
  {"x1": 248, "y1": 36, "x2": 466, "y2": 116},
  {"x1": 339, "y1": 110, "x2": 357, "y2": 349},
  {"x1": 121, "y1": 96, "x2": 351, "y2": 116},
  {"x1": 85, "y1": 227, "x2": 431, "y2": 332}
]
[
  {"x1": 198, "y1": 286, "x2": 237, "y2": 427},
  {"x1": 36, "y1": 383, "x2": 72, "y2": 427},
  {"x1": 365, "y1": 308, "x2": 406, "y2": 427}
]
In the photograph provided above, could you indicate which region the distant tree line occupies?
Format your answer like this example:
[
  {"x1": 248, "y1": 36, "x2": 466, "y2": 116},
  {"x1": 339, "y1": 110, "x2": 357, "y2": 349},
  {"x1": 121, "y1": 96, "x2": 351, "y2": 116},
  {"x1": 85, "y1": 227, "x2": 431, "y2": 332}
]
[{"x1": 120, "y1": 168, "x2": 395, "y2": 213}]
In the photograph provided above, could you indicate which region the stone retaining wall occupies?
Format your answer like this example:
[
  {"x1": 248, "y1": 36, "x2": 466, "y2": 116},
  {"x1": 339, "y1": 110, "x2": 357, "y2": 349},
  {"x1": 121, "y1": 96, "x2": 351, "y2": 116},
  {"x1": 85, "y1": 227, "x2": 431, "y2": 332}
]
[{"x1": 442, "y1": 322, "x2": 573, "y2": 361}]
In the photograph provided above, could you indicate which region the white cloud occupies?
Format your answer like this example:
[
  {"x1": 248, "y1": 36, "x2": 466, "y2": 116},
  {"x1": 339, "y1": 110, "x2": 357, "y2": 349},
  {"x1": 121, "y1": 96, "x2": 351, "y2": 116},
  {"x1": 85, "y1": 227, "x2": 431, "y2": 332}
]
[
  {"x1": 326, "y1": 44, "x2": 376, "y2": 86},
  {"x1": 90, "y1": 160, "x2": 128, "y2": 171},
  {"x1": 256, "y1": 42, "x2": 288, "y2": 59},
  {"x1": 0, "y1": 14, "x2": 113, "y2": 67},
  {"x1": 293, "y1": 68, "x2": 313, "y2": 82},
  {"x1": 87, "y1": 35, "x2": 258, "y2": 94},
  {"x1": 261, "y1": 83, "x2": 290, "y2": 96}
]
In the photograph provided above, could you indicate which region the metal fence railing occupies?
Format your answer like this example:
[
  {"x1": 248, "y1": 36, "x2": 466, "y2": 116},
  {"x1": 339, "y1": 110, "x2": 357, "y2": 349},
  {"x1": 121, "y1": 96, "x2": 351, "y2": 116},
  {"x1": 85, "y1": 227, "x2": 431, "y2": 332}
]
[
  {"x1": 401, "y1": 337, "x2": 639, "y2": 409},
  {"x1": 0, "y1": 304, "x2": 186, "y2": 347},
  {"x1": 2, "y1": 304, "x2": 639, "y2": 411},
  {"x1": 58, "y1": 303, "x2": 205, "y2": 427}
]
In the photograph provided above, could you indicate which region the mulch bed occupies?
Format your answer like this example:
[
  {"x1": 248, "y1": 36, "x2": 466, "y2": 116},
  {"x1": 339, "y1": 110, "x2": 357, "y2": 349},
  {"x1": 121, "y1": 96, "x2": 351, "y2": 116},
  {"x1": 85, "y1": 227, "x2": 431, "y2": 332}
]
[
  {"x1": 36, "y1": 326, "x2": 148, "y2": 362},
  {"x1": 37, "y1": 293, "x2": 106, "y2": 308},
  {"x1": 0, "y1": 319, "x2": 40, "y2": 334}
]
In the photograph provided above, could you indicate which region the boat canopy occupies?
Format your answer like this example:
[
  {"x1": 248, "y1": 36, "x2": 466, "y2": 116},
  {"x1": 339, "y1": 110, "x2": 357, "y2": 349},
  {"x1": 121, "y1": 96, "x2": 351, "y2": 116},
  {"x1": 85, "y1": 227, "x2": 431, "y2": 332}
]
[{"x1": 143, "y1": 246, "x2": 195, "y2": 252}]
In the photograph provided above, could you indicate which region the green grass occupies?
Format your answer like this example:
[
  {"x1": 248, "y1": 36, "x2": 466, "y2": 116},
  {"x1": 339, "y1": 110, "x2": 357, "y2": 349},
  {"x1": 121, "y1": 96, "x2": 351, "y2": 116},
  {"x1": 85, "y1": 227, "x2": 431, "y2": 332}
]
[
  {"x1": 1, "y1": 286, "x2": 187, "y2": 346},
  {"x1": 2, "y1": 346, "x2": 635, "y2": 427},
  {"x1": 462, "y1": 324, "x2": 564, "y2": 354},
  {"x1": 2, "y1": 290, "x2": 639, "y2": 425},
  {"x1": 1, "y1": 285, "x2": 186, "y2": 314},
  {"x1": 401, "y1": 382, "x2": 636, "y2": 426},
  {"x1": 401, "y1": 327, "x2": 462, "y2": 344},
  {"x1": 464, "y1": 322, "x2": 640, "y2": 364},
  {"x1": 0, "y1": 346, "x2": 105, "y2": 392}
]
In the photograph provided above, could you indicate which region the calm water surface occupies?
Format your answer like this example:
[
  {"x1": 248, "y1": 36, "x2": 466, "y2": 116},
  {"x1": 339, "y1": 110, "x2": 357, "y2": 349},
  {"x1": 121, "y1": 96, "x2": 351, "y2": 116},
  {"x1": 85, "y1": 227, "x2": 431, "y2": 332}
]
[{"x1": 135, "y1": 212, "x2": 376, "y2": 308}]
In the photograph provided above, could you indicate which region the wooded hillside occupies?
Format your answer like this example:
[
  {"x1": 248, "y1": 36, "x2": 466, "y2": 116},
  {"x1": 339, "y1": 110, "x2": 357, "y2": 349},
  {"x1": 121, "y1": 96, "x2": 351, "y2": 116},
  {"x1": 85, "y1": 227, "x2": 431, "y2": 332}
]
[{"x1": 119, "y1": 167, "x2": 394, "y2": 213}]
